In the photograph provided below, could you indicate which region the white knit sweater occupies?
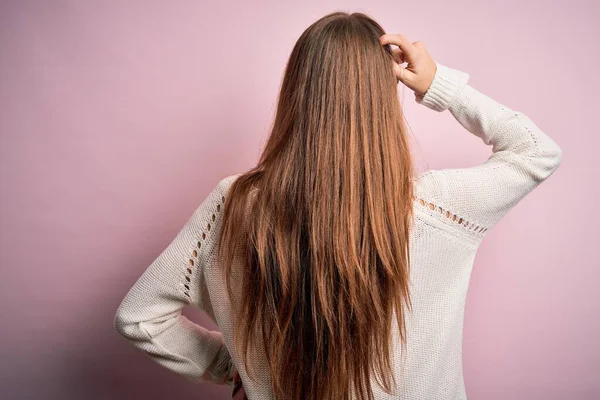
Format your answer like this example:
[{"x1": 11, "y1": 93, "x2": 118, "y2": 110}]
[{"x1": 114, "y1": 62, "x2": 563, "y2": 399}]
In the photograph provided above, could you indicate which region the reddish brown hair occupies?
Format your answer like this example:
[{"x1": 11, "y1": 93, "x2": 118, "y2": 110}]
[{"x1": 217, "y1": 11, "x2": 414, "y2": 400}]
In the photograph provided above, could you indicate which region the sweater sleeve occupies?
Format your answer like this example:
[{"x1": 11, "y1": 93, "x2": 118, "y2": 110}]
[
  {"x1": 113, "y1": 177, "x2": 235, "y2": 387},
  {"x1": 413, "y1": 62, "x2": 563, "y2": 237}
]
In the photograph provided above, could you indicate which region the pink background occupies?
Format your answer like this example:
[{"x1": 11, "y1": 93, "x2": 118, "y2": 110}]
[{"x1": 1, "y1": 1, "x2": 598, "y2": 399}]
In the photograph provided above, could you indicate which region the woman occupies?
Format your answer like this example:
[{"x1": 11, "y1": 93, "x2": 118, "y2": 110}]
[{"x1": 113, "y1": 11, "x2": 562, "y2": 400}]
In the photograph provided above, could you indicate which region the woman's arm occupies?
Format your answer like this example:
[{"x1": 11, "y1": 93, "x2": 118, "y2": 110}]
[
  {"x1": 414, "y1": 62, "x2": 563, "y2": 237},
  {"x1": 113, "y1": 177, "x2": 235, "y2": 387}
]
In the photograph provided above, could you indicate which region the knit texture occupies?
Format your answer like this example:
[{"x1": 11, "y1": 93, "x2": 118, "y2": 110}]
[{"x1": 114, "y1": 62, "x2": 563, "y2": 399}]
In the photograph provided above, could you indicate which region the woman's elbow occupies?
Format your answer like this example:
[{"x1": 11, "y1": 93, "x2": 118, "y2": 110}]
[{"x1": 113, "y1": 307, "x2": 138, "y2": 340}]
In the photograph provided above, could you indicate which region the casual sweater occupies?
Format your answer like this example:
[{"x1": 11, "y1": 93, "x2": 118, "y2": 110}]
[{"x1": 113, "y1": 62, "x2": 563, "y2": 399}]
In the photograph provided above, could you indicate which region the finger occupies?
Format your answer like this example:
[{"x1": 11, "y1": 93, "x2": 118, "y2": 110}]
[
  {"x1": 393, "y1": 62, "x2": 417, "y2": 85},
  {"x1": 391, "y1": 48, "x2": 405, "y2": 64},
  {"x1": 379, "y1": 34, "x2": 418, "y2": 64}
]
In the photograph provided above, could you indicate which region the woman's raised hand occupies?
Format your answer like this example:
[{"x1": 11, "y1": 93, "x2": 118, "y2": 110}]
[{"x1": 379, "y1": 34, "x2": 437, "y2": 97}]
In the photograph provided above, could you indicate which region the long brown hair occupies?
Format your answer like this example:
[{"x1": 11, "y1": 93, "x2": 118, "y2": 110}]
[{"x1": 216, "y1": 11, "x2": 414, "y2": 400}]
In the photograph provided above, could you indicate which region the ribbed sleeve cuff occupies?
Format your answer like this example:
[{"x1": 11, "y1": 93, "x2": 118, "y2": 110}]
[{"x1": 415, "y1": 62, "x2": 471, "y2": 112}]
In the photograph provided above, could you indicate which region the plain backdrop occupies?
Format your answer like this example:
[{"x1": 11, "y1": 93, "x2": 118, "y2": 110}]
[{"x1": 0, "y1": 1, "x2": 598, "y2": 399}]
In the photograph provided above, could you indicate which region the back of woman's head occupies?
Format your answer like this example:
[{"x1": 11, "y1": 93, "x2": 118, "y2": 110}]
[{"x1": 217, "y1": 11, "x2": 414, "y2": 400}]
